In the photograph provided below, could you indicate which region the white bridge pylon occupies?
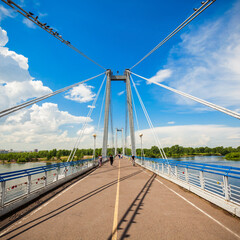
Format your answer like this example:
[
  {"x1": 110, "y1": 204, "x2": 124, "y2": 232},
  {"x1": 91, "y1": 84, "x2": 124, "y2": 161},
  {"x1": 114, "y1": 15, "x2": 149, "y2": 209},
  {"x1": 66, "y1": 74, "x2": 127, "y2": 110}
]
[
  {"x1": 102, "y1": 70, "x2": 136, "y2": 158},
  {"x1": 115, "y1": 128, "x2": 124, "y2": 156}
]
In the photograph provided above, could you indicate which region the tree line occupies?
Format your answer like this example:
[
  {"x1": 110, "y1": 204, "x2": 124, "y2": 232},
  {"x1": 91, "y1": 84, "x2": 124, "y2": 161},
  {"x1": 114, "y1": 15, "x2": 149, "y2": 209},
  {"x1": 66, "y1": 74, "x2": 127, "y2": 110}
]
[
  {"x1": 0, "y1": 145, "x2": 240, "y2": 163},
  {"x1": 136, "y1": 145, "x2": 240, "y2": 159}
]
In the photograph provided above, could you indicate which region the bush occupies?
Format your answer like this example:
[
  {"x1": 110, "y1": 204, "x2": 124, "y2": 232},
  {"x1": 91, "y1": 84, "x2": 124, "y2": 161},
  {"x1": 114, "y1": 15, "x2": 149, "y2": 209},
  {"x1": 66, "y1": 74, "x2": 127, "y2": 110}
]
[{"x1": 225, "y1": 152, "x2": 240, "y2": 160}]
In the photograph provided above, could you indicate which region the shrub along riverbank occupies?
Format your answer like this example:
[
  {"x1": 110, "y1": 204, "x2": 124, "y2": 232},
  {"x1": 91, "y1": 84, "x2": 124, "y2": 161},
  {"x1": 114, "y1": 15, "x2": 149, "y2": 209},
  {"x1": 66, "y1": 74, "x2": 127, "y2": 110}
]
[
  {"x1": 225, "y1": 152, "x2": 240, "y2": 161},
  {"x1": 0, "y1": 145, "x2": 240, "y2": 163}
]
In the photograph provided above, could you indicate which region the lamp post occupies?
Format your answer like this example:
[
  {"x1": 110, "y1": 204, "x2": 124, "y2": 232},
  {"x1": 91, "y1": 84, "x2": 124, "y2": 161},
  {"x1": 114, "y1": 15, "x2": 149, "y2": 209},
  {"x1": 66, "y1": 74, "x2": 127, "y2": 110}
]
[
  {"x1": 93, "y1": 134, "x2": 97, "y2": 163},
  {"x1": 139, "y1": 133, "x2": 143, "y2": 164}
]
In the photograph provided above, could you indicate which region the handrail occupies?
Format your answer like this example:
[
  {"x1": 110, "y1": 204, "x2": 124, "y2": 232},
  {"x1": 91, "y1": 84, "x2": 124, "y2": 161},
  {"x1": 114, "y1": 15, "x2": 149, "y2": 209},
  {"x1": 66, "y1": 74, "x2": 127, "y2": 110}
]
[
  {"x1": 0, "y1": 158, "x2": 93, "y2": 182},
  {"x1": 126, "y1": 156, "x2": 240, "y2": 179}
]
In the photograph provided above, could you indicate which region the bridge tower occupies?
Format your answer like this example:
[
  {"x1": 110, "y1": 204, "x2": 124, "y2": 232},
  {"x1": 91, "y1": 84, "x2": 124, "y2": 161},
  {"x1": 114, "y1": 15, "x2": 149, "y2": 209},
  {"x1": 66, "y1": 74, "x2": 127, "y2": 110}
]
[
  {"x1": 115, "y1": 128, "x2": 124, "y2": 155},
  {"x1": 102, "y1": 69, "x2": 136, "y2": 158}
]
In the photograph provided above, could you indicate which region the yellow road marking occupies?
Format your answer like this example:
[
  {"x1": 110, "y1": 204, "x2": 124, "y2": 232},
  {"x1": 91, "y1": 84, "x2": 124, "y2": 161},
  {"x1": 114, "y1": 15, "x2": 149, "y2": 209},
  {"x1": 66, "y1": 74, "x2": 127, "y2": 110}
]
[{"x1": 112, "y1": 158, "x2": 121, "y2": 240}]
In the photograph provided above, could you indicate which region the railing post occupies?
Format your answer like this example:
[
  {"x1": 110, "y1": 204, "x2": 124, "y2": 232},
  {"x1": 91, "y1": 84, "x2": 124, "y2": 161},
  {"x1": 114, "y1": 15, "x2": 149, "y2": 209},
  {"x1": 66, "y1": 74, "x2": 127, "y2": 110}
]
[
  {"x1": 28, "y1": 175, "x2": 31, "y2": 194},
  {"x1": 162, "y1": 163, "x2": 164, "y2": 174},
  {"x1": 175, "y1": 166, "x2": 178, "y2": 179},
  {"x1": 223, "y1": 176, "x2": 230, "y2": 200},
  {"x1": 168, "y1": 165, "x2": 170, "y2": 176},
  {"x1": 200, "y1": 171, "x2": 205, "y2": 189},
  {"x1": 44, "y1": 171, "x2": 47, "y2": 186},
  {"x1": 158, "y1": 163, "x2": 160, "y2": 173},
  {"x1": 1, "y1": 181, "x2": 6, "y2": 207},
  {"x1": 65, "y1": 167, "x2": 67, "y2": 178},
  {"x1": 185, "y1": 168, "x2": 189, "y2": 183},
  {"x1": 56, "y1": 167, "x2": 60, "y2": 181}
]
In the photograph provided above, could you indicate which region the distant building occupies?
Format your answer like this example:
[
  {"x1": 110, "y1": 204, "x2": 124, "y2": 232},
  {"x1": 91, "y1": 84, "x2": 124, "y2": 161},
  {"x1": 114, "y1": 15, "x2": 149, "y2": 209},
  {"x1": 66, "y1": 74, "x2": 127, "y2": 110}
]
[
  {"x1": 34, "y1": 149, "x2": 38, "y2": 152},
  {"x1": 0, "y1": 149, "x2": 8, "y2": 154}
]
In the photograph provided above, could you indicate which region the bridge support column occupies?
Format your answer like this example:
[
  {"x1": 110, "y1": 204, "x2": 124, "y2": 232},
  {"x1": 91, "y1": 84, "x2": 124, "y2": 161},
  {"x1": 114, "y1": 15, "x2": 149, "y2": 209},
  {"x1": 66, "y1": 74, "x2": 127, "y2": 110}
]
[
  {"x1": 102, "y1": 70, "x2": 111, "y2": 159},
  {"x1": 115, "y1": 128, "x2": 117, "y2": 156},
  {"x1": 121, "y1": 128, "x2": 124, "y2": 155},
  {"x1": 125, "y1": 70, "x2": 136, "y2": 156}
]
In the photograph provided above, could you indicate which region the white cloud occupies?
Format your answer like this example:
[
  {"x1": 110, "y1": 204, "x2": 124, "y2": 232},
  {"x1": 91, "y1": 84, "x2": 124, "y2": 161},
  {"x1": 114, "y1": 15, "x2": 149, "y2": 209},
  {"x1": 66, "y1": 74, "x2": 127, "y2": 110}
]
[
  {"x1": 0, "y1": 80, "x2": 52, "y2": 110},
  {"x1": 0, "y1": 27, "x2": 8, "y2": 46},
  {"x1": 88, "y1": 105, "x2": 95, "y2": 109},
  {"x1": 136, "y1": 125, "x2": 240, "y2": 148},
  {"x1": 0, "y1": 102, "x2": 93, "y2": 150},
  {"x1": 148, "y1": 69, "x2": 172, "y2": 84},
  {"x1": 22, "y1": 18, "x2": 36, "y2": 29},
  {"x1": 159, "y1": 2, "x2": 240, "y2": 110},
  {"x1": 77, "y1": 126, "x2": 95, "y2": 136},
  {"x1": 38, "y1": 12, "x2": 48, "y2": 18},
  {"x1": 167, "y1": 121, "x2": 175, "y2": 124},
  {"x1": 0, "y1": 27, "x2": 52, "y2": 110},
  {"x1": 65, "y1": 84, "x2": 96, "y2": 103},
  {"x1": 0, "y1": 5, "x2": 15, "y2": 22},
  {"x1": 118, "y1": 90, "x2": 125, "y2": 96},
  {"x1": 135, "y1": 80, "x2": 142, "y2": 86},
  {"x1": 0, "y1": 27, "x2": 96, "y2": 150}
]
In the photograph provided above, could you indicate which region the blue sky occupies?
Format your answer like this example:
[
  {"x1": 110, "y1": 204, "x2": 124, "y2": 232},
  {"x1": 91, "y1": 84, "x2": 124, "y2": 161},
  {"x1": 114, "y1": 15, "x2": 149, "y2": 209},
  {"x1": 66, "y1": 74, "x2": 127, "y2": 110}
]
[{"x1": 0, "y1": 0, "x2": 239, "y2": 150}]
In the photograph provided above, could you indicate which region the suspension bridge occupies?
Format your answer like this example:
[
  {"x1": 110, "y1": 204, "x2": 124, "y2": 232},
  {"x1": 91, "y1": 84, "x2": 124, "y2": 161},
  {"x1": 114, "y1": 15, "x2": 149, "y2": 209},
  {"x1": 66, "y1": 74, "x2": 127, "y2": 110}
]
[{"x1": 0, "y1": 0, "x2": 240, "y2": 239}]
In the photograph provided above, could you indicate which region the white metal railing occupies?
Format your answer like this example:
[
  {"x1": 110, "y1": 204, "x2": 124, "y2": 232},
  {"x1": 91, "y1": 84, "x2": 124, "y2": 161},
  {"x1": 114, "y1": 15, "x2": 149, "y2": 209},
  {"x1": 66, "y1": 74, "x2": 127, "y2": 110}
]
[
  {"x1": 135, "y1": 157, "x2": 240, "y2": 210},
  {"x1": 0, "y1": 158, "x2": 98, "y2": 210}
]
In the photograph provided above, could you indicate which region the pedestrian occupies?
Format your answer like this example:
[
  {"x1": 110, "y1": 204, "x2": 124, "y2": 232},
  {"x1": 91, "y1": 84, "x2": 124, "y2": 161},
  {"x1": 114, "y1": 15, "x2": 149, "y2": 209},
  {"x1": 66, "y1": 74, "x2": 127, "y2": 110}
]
[
  {"x1": 98, "y1": 155, "x2": 102, "y2": 167},
  {"x1": 131, "y1": 155, "x2": 135, "y2": 166},
  {"x1": 109, "y1": 154, "x2": 114, "y2": 166}
]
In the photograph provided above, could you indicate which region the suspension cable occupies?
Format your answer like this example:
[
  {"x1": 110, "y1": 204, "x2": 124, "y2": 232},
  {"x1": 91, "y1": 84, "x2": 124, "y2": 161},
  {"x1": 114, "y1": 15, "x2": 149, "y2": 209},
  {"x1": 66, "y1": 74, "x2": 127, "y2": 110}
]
[
  {"x1": 130, "y1": 0, "x2": 216, "y2": 70},
  {"x1": 67, "y1": 75, "x2": 106, "y2": 162},
  {"x1": 131, "y1": 84, "x2": 140, "y2": 132},
  {"x1": 130, "y1": 75, "x2": 167, "y2": 160},
  {"x1": 130, "y1": 80, "x2": 141, "y2": 153},
  {"x1": 0, "y1": 72, "x2": 105, "y2": 118},
  {"x1": 1, "y1": 0, "x2": 106, "y2": 70},
  {"x1": 130, "y1": 71, "x2": 240, "y2": 120}
]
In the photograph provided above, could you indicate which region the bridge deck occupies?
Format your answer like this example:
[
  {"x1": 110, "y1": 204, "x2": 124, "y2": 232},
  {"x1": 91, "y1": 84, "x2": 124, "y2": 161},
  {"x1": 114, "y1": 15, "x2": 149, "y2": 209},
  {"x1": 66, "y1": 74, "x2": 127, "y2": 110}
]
[{"x1": 1, "y1": 157, "x2": 240, "y2": 240}]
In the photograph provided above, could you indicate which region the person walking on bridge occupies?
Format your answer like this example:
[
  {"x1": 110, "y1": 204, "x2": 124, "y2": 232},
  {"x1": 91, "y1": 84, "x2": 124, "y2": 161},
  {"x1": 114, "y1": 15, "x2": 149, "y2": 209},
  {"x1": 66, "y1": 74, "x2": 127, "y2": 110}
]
[
  {"x1": 109, "y1": 154, "x2": 114, "y2": 166},
  {"x1": 98, "y1": 155, "x2": 102, "y2": 167},
  {"x1": 131, "y1": 155, "x2": 135, "y2": 166}
]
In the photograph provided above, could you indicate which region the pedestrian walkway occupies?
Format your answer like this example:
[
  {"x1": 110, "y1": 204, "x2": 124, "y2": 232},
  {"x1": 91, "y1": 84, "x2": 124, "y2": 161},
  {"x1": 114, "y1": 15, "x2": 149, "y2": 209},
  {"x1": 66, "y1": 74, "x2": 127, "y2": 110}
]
[{"x1": 1, "y1": 157, "x2": 240, "y2": 240}]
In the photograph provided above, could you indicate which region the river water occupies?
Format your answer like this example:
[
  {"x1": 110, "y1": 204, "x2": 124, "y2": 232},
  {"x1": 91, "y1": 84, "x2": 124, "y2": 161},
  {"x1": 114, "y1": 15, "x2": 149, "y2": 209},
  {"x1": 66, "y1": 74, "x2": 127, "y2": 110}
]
[
  {"x1": 0, "y1": 161, "x2": 53, "y2": 174},
  {"x1": 174, "y1": 155, "x2": 240, "y2": 167}
]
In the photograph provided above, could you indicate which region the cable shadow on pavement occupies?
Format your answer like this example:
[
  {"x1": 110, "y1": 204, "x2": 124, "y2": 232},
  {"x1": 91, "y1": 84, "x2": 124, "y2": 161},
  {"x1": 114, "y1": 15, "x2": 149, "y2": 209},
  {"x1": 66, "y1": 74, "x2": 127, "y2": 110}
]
[
  {"x1": 108, "y1": 173, "x2": 156, "y2": 240},
  {"x1": 1, "y1": 170, "x2": 143, "y2": 239}
]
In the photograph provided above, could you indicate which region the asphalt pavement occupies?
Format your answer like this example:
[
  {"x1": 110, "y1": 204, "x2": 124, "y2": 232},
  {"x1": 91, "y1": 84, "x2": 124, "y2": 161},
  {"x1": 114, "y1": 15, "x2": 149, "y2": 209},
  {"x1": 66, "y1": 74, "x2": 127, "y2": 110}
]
[{"x1": 0, "y1": 157, "x2": 240, "y2": 240}]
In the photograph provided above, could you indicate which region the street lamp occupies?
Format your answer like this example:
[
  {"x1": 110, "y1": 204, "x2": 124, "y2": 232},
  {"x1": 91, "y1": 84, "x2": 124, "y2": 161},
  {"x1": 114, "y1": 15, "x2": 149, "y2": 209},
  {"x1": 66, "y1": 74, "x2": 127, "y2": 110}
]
[
  {"x1": 93, "y1": 134, "x2": 97, "y2": 163},
  {"x1": 139, "y1": 133, "x2": 143, "y2": 164}
]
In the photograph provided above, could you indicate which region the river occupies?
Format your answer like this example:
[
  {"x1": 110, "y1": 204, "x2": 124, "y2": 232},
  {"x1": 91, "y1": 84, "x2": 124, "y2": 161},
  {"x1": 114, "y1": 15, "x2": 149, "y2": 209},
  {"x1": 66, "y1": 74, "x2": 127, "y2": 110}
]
[
  {"x1": 0, "y1": 161, "x2": 54, "y2": 174},
  {"x1": 0, "y1": 156, "x2": 240, "y2": 173}
]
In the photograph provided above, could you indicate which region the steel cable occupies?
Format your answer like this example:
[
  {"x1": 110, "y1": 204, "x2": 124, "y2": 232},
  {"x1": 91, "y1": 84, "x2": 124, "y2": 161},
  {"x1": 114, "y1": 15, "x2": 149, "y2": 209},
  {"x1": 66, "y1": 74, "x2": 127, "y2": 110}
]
[
  {"x1": 0, "y1": 72, "x2": 105, "y2": 118},
  {"x1": 1, "y1": 0, "x2": 106, "y2": 70},
  {"x1": 67, "y1": 75, "x2": 106, "y2": 162},
  {"x1": 130, "y1": 71, "x2": 240, "y2": 120},
  {"x1": 130, "y1": 0, "x2": 216, "y2": 70}
]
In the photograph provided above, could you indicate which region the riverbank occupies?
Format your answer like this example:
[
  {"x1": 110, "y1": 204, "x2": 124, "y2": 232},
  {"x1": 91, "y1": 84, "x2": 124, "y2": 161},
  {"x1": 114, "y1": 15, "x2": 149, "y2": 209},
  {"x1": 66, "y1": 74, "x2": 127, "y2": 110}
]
[
  {"x1": 170, "y1": 153, "x2": 239, "y2": 160},
  {"x1": 0, "y1": 155, "x2": 93, "y2": 164},
  {"x1": 225, "y1": 152, "x2": 240, "y2": 161}
]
